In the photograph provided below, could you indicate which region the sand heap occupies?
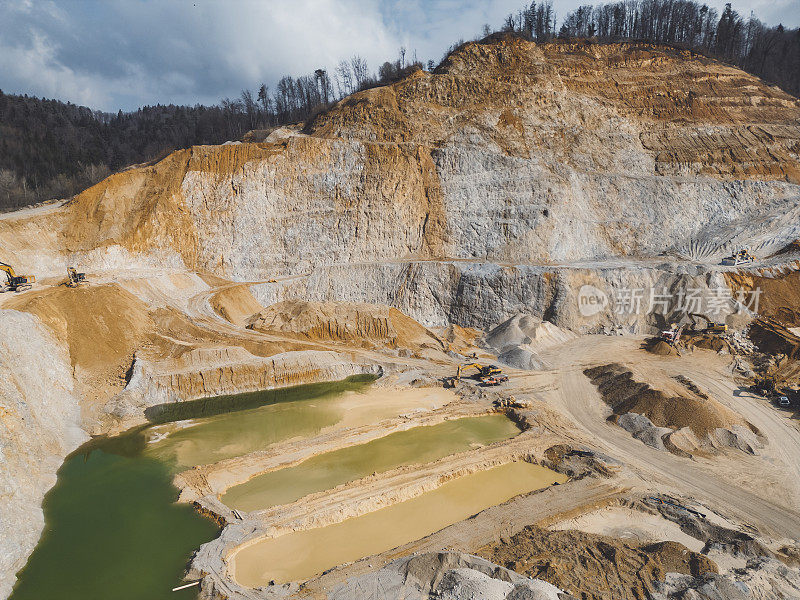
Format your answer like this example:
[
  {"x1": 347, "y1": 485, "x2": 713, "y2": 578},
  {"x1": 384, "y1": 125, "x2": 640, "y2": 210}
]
[
  {"x1": 246, "y1": 300, "x2": 444, "y2": 352},
  {"x1": 484, "y1": 314, "x2": 575, "y2": 369},
  {"x1": 207, "y1": 281, "x2": 265, "y2": 327},
  {"x1": 643, "y1": 338, "x2": 681, "y2": 357},
  {"x1": 583, "y1": 364, "x2": 759, "y2": 455}
]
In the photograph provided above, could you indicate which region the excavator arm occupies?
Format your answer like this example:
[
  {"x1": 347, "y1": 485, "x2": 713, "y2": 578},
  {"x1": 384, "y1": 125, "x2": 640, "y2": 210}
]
[
  {"x1": 0, "y1": 262, "x2": 17, "y2": 281},
  {"x1": 0, "y1": 262, "x2": 34, "y2": 292},
  {"x1": 687, "y1": 313, "x2": 727, "y2": 333}
]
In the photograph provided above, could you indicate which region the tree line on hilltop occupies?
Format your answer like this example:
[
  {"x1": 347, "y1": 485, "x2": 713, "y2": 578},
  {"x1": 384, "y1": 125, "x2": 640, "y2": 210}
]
[
  {"x1": 500, "y1": 0, "x2": 799, "y2": 96},
  {"x1": 1, "y1": 0, "x2": 798, "y2": 211}
]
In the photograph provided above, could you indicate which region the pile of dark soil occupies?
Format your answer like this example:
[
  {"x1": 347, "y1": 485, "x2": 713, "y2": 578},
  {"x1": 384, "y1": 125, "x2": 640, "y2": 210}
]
[
  {"x1": 583, "y1": 364, "x2": 749, "y2": 438},
  {"x1": 478, "y1": 526, "x2": 717, "y2": 600},
  {"x1": 748, "y1": 318, "x2": 800, "y2": 359}
]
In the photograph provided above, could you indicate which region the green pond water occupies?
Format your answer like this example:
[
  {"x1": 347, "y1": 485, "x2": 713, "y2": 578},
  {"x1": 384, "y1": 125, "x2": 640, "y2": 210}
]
[
  {"x1": 9, "y1": 376, "x2": 376, "y2": 600},
  {"x1": 145, "y1": 376, "x2": 380, "y2": 469},
  {"x1": 222, "y1": 414, "x2": 521, "y2": 512}
]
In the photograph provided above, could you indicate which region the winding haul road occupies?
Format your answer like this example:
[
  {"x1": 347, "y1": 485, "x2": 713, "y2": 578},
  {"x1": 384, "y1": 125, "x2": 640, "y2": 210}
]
[{"x1": 537, "y1": 337, "x2": 800, "y2": 540}]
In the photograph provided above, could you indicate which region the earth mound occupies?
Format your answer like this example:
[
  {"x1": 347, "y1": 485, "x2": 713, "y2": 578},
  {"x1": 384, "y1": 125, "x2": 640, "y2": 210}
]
[
  {"x1": 478, "y1": 525, "x2": 717, "y2": 600},
  {"x1": 643, "y1": 338, "x2": 680, "y2": 356},
  {"x1": 484, "y1": 314, "x2": 575, "y2": 369},
  {"x1": 583, "y1": 364, "x2": 759, "y2": 455},
  {"x1": 246, "y1": 300, "x2": 444, "y2": 351}
]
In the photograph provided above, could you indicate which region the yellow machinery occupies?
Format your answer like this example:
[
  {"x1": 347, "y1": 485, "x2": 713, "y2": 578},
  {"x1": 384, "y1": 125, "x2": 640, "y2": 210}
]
[
  {"x1": 0, "y1": 262, "x2": 35, "y2": 292},
  {"x1": 66, "y1": 267, "x2": 86, "y2": 287},
  {"x1": 446, "y1": 362, "x2": 503, "y2": 386},
  {"x1": 722, "y1": 248, "x2": 756, "y2": 266},
  {"x1": 688, "y1": 313, "x2": 727, "y2": 334},
  {"x1": 459, "y1": 363, "x2": 503, "y2": 378}
]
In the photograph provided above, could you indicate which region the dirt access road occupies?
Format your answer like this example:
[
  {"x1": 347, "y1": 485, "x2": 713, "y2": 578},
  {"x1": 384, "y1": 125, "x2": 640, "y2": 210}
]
[{"x1": 527, "y1": 335, "x2": 800, "y2": 541}]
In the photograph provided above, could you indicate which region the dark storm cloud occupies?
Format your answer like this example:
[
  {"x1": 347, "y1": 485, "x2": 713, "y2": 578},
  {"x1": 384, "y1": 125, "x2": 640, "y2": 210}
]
[{"x1": 1, "y1": 0, "x2": 798, "y2": 112}]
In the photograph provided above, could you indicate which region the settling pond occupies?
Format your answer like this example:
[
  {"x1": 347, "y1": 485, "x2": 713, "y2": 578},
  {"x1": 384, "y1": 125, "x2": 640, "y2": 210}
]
[
  {"x1": 10, "y1": 376, "x2": 376, "y2": 600},
  {"x1": 10, "y1": 375, "x2": 555, "y2": 599}
]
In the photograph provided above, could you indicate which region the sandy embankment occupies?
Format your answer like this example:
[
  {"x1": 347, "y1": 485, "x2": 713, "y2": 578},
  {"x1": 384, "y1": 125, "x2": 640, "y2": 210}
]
[
  {"x1": 230, "y1": 461, "x2": 567, "y2": 586},
  {"x1": 175, "y1": 385, "x2": 466, "y2": 501}
]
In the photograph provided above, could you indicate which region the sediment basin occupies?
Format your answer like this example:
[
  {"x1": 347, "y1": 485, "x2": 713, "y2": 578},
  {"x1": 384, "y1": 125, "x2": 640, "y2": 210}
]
[
  {"x1": 144, "y1": 378, "x2": 452, "y2": 468},
  {"x1": 230, "y1": 461, "x2": 568, "y2": 586},
  {"x1": 222, "y1": 414, "x2": 521, "y2": 512},
  {"x1": 11, "y1": 376, "x2": 410, "y2": 600}
]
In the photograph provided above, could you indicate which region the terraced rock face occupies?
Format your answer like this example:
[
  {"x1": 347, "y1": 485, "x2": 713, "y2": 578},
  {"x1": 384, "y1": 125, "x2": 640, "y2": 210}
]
[{"x1": 3, "y1": 40, "x2": 800, "y2": 330}]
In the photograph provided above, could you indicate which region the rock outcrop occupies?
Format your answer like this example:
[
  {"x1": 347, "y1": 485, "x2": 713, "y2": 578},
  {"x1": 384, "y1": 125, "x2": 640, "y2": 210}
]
[
  {"x1": 0, "y1": 310, "x2": 87, "y2": 599},
  {"x1": 2, "y1": 40, "x2": 799, "y2": 332},
  {"x1": 107, "y1": 348, "x2": 382, "y2": 426},
  {"x1": 246, "y1": 300, "x2": 444, "y2": 350}
]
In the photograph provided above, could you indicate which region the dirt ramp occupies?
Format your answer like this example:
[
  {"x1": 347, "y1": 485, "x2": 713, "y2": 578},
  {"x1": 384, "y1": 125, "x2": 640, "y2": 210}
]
[
  {"x1": 247, "y1": 300, "x2": 443, "y2": 351},
  {"x1": 208, "y1": 284, "x2": 264, "y2": 327},
  {"x1": 583, "y1": 364, "x2": 758, "y2": 455},
  {"x1": 4, "y1": 284, "x2": 156, "y2": 402}
]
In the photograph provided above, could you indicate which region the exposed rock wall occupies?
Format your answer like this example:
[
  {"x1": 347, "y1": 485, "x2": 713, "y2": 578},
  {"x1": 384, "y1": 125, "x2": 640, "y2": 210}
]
[
  {"x1": 0, "y1": 310, "x2": 87, "y2": 600},
  {"x1": 2, "y1": 41, "x2": 799, "y2": 332},
  {"x1": 107, "y1": 348, "x2": 381, "y2": 426}
]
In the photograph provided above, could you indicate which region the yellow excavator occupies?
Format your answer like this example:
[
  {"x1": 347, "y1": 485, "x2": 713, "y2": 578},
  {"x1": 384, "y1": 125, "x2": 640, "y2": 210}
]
[
  {"x1": 446, "y1": 362, "x2": 503, "y2": 387},
  {"x1": 66, "y1": 267, "x2": 86, "y2": 287},
  {"x1": 0, "y1": 262, "x2": 35, "y2": 292},
  {"x1": 688, "y1": 313, "x2": 727, "y2": 334}
]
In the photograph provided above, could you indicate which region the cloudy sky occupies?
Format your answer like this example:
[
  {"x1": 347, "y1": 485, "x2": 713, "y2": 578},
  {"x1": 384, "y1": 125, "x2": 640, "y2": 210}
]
[{"x1": 1, "y1": 0, "x2": 798, "y2": 112}]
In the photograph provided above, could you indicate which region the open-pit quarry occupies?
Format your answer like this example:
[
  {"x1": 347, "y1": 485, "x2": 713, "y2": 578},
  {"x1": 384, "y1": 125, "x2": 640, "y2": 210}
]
[{"x1": 2, "y1": 38, "x2": 800, "y2": 600}]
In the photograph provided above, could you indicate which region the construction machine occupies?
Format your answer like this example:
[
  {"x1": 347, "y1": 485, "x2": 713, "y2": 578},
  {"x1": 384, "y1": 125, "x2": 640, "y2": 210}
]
[
  {"x1": 66, "y1": 267, "x2": 86, "y2": 287},
  {"x1": 0, "y1": 262, "x2": 35, "y2": 292},
  {"x1": 721, "y1": 247, "x2": 756, "y2": 266},
  {"x1": 445, "y1": 362, "x2": 503, "y2": 387},
  {"x1": 660, "y1": 324, "x2": 684, "y2": 345},
  {"x1": 751, "y1": 375, "x2": 777, "y2": 397},
  {"x1": 459, "y1": 363, "x2": 503, "y2": 378},
  {"x1": 480, "y1": 375, "x2": 509, "y2": 386},
  {"x1": 688, "y1": 313, "x2": 727, "y2": 334}
]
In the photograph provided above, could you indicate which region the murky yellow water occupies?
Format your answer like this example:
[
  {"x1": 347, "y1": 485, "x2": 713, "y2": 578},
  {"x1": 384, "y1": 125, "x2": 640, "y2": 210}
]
[
  {"x1": 222, "y1": 414, "x2": 520, "y2": 511},
  {"x1": 231, "y1": 461, "x2": 567, "y2": 586},
  {"x1": 145, "y1": 386, "x2": 453, "y2": 469}
]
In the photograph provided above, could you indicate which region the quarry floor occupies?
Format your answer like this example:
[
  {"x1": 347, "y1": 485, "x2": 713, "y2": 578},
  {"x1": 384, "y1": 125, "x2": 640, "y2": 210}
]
[{"x1": 4, "y1": 266, "x2": 800, "y2": 600}]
